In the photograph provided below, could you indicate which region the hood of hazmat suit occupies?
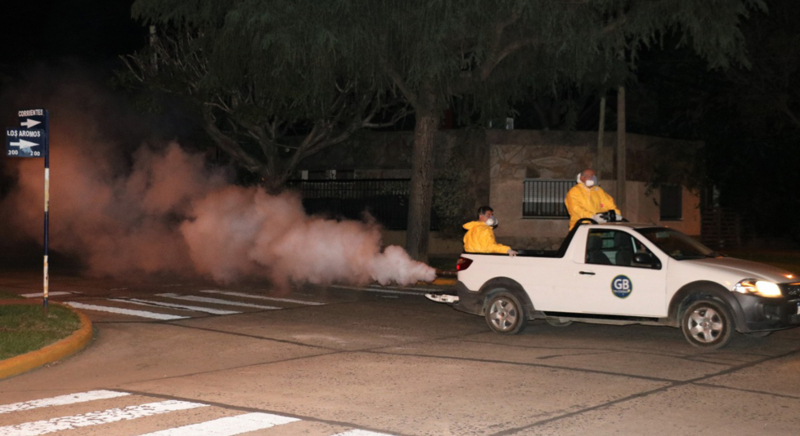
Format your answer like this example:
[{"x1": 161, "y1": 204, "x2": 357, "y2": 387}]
[
  {"x1": 564, "y1": 183, "x2": 620, "y2": 230},
  {"x1": 462, "y1": 221, "x2": 511, "y2": 254}
]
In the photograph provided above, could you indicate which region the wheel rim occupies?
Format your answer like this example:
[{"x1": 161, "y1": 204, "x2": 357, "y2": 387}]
[
  {"x1": 687, "y1": 306, "x2": 724, "y2": 343},
  {"x1": 488, "y1": 298, "x2": 518, "y2": 331}
]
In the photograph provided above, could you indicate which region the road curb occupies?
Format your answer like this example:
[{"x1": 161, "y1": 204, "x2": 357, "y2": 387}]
[{"x1": 0, "y1": 301, "x2": 93, "y2": 380}]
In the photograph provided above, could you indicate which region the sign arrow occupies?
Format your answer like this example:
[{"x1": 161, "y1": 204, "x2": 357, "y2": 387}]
[
  {"x1": 20, "y1": 118, "x2": 42, "y2": 128},
  {"x1": 9, "y1": 139, "x2": 38, "y2": 149},
  {"x1": 6, "y1": 127, "x2": 44, "y2": 158}
]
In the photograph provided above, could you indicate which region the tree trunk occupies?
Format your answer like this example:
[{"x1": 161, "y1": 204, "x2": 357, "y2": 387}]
[
  {"x1": 616, "y1": 86, "x2": 626, "y2": 211},
  {"x1": 405, "y1": 88, "x2": 439, "y2": 264}
]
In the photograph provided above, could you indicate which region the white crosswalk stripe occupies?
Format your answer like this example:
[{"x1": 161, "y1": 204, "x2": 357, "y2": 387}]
[
  {"x1": 109, "y1": 298, "x2": 241, "y2": 315},
  {"x1": 64, "y1": 302, "x2": 189, "y2": 320},
  {"x1": 60, "y1": 289, "x2": 329, "y2": 321},
  {"x1": 0, "y1": 400, "x2": 207, "y2": 436},
  {"x1": 137, "y1": 412, "x2": 299, "y2": 435},
  {"x1": 0, "y1": 391, "x2": 397, "y2": 436},
  {"x1": 200, "y1": 290, "x2": 326, "y2": 306},
  {"x1": 156, "y1": 293, "x2": 281, "y2": 310},
  {"x1": 20, "y1": 292, "x2": 72, "y2": 298},
  {"x1": 0, "y1": 390, "x2": 129, "y2": 415}
]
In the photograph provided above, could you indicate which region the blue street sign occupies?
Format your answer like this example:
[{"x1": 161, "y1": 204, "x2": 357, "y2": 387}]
[
  {"x1": 6, "y1": 128, "x2": 45, "y2": 157},
  {"x1": 17, "y1": 109, "x2": 50, "y2": 133},
  {"x1": 18, "y1": 108, "x2": 47, "y2": 130}
]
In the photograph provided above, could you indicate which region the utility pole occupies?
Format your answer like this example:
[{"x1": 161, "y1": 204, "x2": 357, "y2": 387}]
[
  {"x1": 597, "y1": 96, "x2": 606, "y2": 180},
  {"x1": 616, "y1": 87, "x2": 626, "y2": 210}
]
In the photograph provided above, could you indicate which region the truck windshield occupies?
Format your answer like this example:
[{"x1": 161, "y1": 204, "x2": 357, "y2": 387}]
[{"x1": 635, "y1": 228, "x2": 719, "y2": 260}]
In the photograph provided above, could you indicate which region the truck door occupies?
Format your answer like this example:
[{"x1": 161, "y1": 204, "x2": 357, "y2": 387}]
[{"x1": 567, "y1": 229, "x2": 667, "y2": 317}]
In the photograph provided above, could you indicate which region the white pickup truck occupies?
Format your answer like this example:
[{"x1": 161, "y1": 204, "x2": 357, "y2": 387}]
[{"x1": 427, "y1": 219, "x2": 800, "y2": 349}]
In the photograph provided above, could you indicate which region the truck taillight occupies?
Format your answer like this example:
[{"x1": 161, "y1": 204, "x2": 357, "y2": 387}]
[{"x1": 456, "y1": 257, "x2": 473, "y2": 271}]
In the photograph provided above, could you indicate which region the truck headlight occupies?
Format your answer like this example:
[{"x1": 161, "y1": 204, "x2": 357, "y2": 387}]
[{"x1": 733, "y1": 279, "x2": 783, "y2": 298}]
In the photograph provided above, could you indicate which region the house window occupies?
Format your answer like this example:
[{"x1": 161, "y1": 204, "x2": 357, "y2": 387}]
[
  {"x1": 660, "y1": 185, "x2": 682, "y2": 221},
  {"x1": 523, "y1": 179, "x2": 572, "y2": 218}
]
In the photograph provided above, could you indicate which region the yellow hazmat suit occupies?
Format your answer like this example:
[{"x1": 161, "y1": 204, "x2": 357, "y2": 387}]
[
  {"x1": 463, "y1": 221, "x2": 511, "y2": 253},
  {"x1": 565, "y1": 184, "x2": 620, "y2": 230}
]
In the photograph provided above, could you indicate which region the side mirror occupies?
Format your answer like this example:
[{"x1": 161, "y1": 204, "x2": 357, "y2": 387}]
[{"x1": 634, "y1": 252, "x2": 660, "y2": 269}]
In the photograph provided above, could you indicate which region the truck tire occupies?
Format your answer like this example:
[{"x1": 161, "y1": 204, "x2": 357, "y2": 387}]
[
  {"x1": 681, "y1": 299, "x2": 733, "y2": 349},
  {"x1": 485, "y1": 292, "x2": 527, "y2": 334}
]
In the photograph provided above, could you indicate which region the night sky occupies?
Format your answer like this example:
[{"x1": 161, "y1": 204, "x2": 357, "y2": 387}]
[{"x1": 0, "y1": 0, "x2": 143, "y2": 68}]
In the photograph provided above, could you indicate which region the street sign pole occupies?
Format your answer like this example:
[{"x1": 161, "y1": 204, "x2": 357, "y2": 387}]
[
  {"x1": 43, "y1": 110, "x2": 50, "y2": 311},
  {"x1": 6, "y1": 109, "x2": 49, "y2": 312}
]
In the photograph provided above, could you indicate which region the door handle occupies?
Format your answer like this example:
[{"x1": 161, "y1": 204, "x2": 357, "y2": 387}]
[{"x1": 579, "y1": 271, "x2": 595, "y2": 275}]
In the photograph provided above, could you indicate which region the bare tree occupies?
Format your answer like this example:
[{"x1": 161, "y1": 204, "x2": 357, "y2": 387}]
[{"x1": 119, "y1": 27, "x2": 409, "y2": 191}]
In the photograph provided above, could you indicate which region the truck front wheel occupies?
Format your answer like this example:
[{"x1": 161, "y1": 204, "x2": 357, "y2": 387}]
[
  {"x1": 485, "y1": 292, "x2": 527, "y2": 334},
  {"x1": 681, "y1": 299, "x2": 733, "y2": 349}
]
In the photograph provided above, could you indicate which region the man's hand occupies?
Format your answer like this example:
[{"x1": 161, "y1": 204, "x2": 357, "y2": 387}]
[
  {"x1": 508, "y1": 249, "x2": 518, "y2": 257},
  {"x1": 591, "y1": 213, "x2": 607, "y2": 223}
]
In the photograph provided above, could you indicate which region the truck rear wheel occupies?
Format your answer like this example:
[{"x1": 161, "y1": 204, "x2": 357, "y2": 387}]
[
  {"x1": 681, "y1": 299, "x2": 733, "y2": 349},
  {"x1": 485, "y1": 292, "x2": 527, "y2": 334}
]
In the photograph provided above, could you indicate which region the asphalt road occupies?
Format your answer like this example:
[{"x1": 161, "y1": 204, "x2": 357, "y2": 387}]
[{"x1": 1, "y1": 270, "x2": 800, "y2": 435}]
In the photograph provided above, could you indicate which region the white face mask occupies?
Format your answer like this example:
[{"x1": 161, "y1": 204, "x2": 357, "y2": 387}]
[
  {"x1": 484, "y1": 217, "x2": 498, "y2": 227},
  {"x1": 578, "y1": 173, "x2": 598, "y2": 187}
]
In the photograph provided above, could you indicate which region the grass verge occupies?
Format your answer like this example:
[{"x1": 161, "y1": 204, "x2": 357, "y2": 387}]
[{"x1": 0, "y1": 304, "x2": 81, "y2": 360}]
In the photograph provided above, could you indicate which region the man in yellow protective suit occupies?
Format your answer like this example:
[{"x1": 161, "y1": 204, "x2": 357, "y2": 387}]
[
  {"x1": 565, "y1": 169, "x2": 623, "y2": 230},
  {"x1": 463, "y1": 206, "x2": 518, "y2": 256}
]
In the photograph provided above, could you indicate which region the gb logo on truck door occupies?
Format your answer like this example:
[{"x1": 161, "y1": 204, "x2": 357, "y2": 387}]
[{"x1": 611, "y1": 275, "x2": 632, "y2": 298}]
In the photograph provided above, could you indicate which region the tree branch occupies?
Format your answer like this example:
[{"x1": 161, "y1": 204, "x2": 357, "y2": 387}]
[
  {"x1": 480, "y1": 37, "x2": 541, "y2": 80},
  {"x1": 202, "y1": 106, "x2": 264, "y2": 174},
  {"x1": 380, "y1": 58, "x2": 419, "y2": 108},
  {"x1": 779, "y1": 99, "x2": 800, "y2": 129}
]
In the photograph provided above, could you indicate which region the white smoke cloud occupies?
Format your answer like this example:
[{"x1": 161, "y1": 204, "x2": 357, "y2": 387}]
[
  {"x1": 180, "y1": 187, "x2": 436, "y2": 286},
  {"x1": 0, "y1": 84, "x2": 436, "y2": 287}
]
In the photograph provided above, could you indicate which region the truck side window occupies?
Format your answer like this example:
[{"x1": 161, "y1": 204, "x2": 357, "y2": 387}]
[
  {"x1": 586, "y1": 231, "x2": 613, "y2": 265},
  {"x1": 586, "y1": 230, "x2": 656, "y2": 268}
]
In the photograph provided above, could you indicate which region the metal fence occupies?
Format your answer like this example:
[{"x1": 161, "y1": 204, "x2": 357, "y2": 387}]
[
  {"x1": 290, "y1": 178, "x2": 568, "y2": 226},
  {"x1": 701, "y1": 207, "x2": 742, "y2": 249},
  {"x1": 523, "y1": 179, "x2": 573, "y2": 218},
  {"x1": 287, "y1": 179, "x2": 439, "y2": 230}
]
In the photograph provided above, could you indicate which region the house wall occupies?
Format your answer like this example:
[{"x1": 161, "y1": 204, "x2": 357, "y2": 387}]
[
  {"x1": 487, "y1": 131, "x2": 702, "y2": 250},
  {"x1": 611, "y1": 183, "x2": 701, "y2": 236},
  {"x1": 381, "y1": 230, "x2": 464, "y2": 256}
]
